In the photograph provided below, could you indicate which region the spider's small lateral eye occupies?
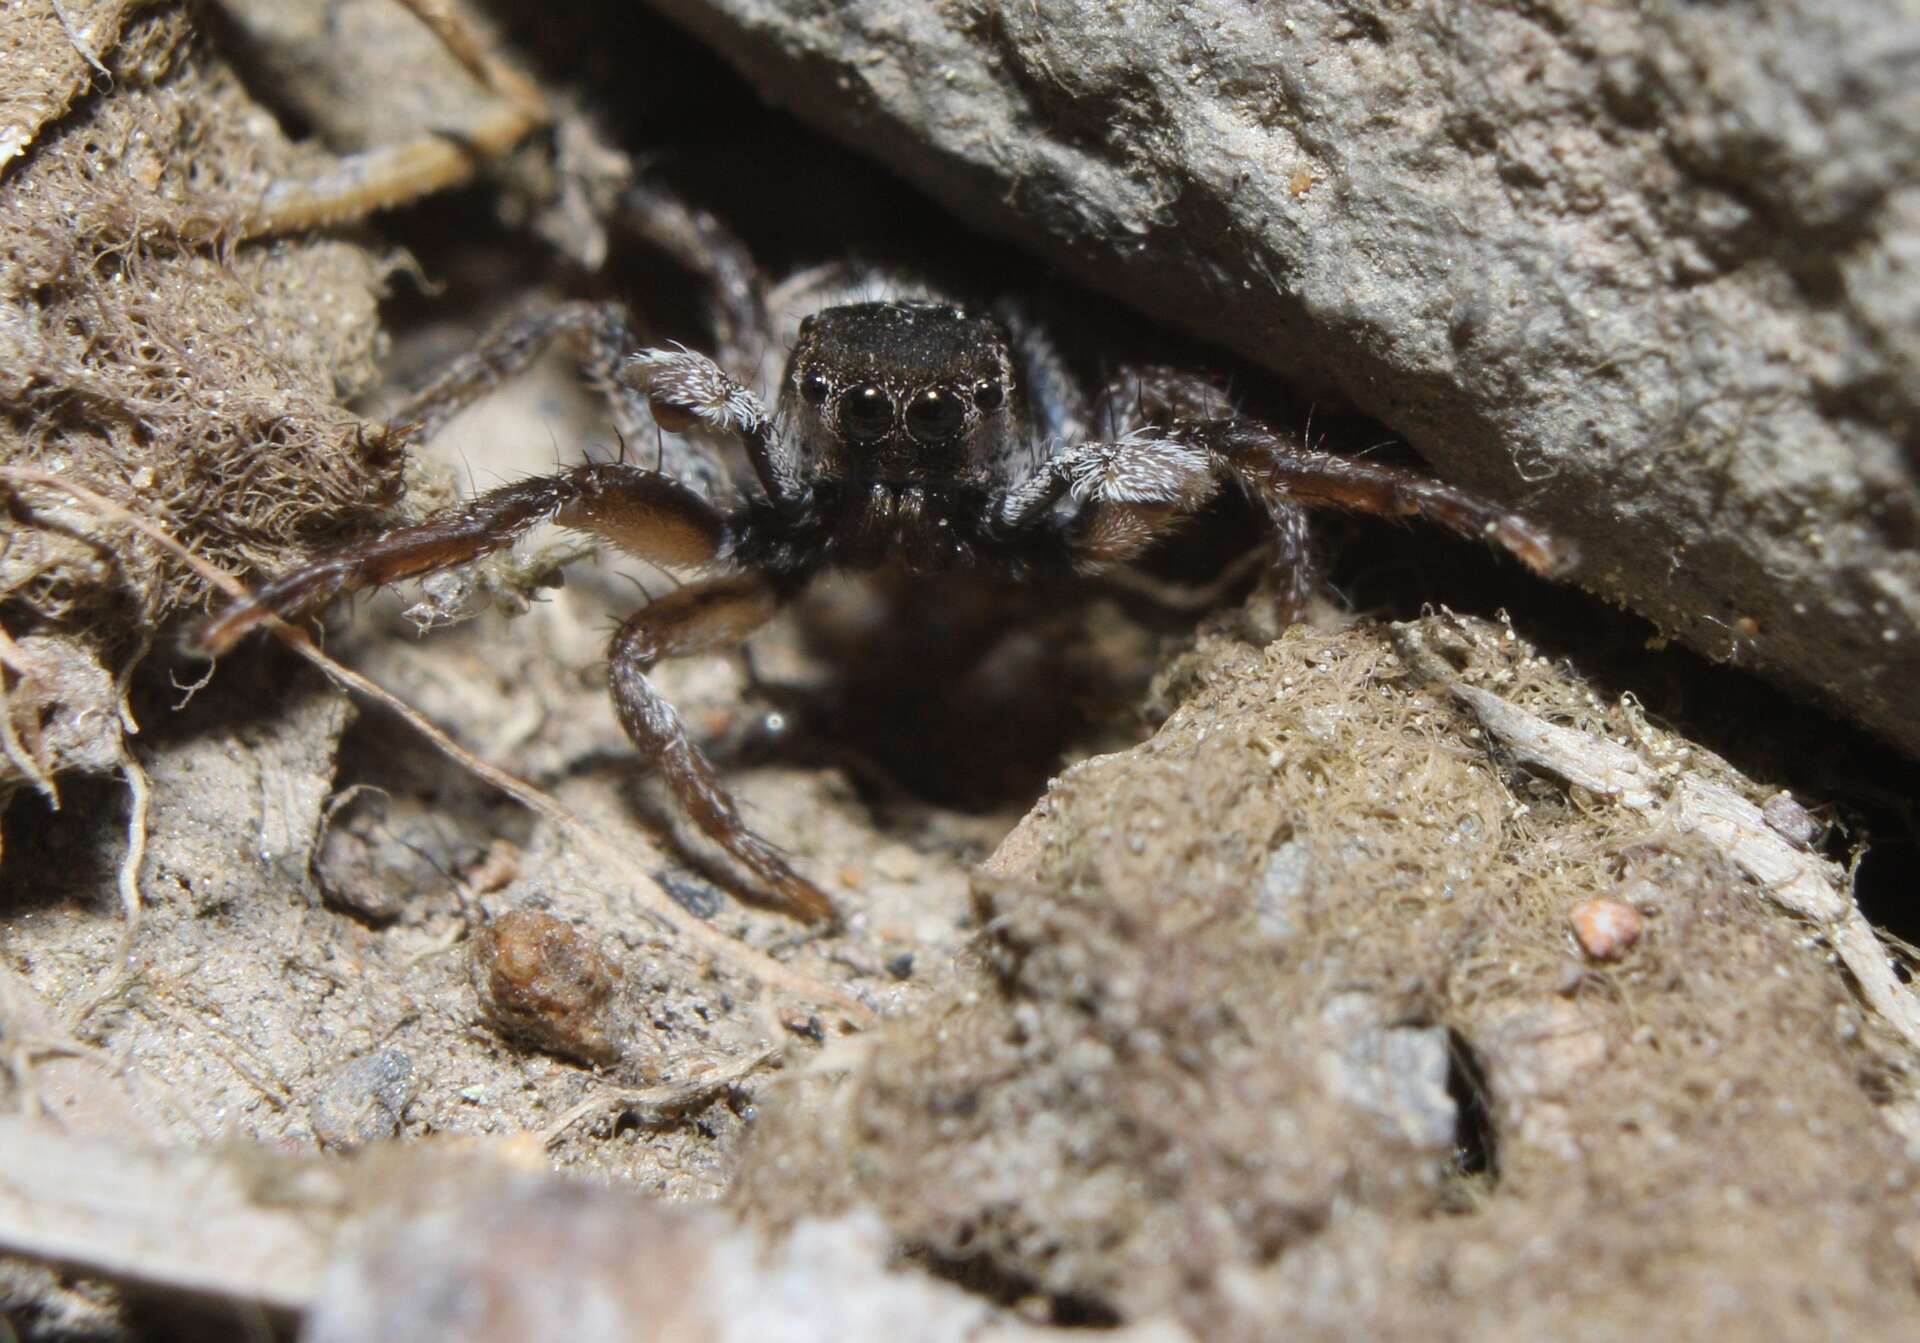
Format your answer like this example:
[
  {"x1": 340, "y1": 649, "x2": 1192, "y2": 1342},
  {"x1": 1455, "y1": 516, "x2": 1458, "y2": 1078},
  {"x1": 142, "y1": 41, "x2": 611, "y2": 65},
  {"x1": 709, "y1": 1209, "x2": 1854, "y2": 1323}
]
[
  {"x1": 906, "y1": 386, "x2": 966, "y2": 443},
  {"x1": 973, "y1": 376, "x2": 1005, "y2": 412},
  {"x1": 838, "y1": 383, "x2": 895, "y2": 441},
  {"x1": 799, "y1": 371, "x2": 830, "y2": 406}
]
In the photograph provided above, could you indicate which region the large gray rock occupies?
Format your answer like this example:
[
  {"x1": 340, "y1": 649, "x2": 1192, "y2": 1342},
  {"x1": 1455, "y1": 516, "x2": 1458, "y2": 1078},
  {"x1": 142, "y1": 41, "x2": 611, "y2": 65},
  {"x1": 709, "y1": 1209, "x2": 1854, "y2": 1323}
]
[{"x1": 645, "y1": 0, "x2": 1920, "y2": 754}]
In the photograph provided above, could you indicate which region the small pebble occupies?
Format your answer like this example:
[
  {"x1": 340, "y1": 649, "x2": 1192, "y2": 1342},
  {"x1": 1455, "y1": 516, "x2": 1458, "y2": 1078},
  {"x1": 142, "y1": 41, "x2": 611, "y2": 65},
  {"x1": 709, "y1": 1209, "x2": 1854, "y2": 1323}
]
[
  {"x1": 314, "y1": 818, "x2": 414, "y2": 922},
  {"x1": 459, "y1": 839, "x2": 522, "y2": 895},
  {"x1": 472, "y1": 910, "x2": 625, "y2": 1065},
  {"x1": 781, "y1": 1010, "x2": 824, "y2": 1042},
  {"x1": 1569, "y1": 897, "x2": 1642, "y2": 961},
  {"x1": 656, "y1": 869, "x2": 723, "y2": 919},
  {"x1": 1760, "y1": 791, "x2": 1819, "y2": 850},
  {"x1": 309, "y1": 1048, "x2": 414, "y2": 1150}
]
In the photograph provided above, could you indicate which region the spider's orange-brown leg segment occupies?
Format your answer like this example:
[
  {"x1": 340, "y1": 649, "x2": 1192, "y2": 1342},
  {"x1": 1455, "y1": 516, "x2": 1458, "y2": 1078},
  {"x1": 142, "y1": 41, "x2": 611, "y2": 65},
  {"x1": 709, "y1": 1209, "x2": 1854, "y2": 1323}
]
[
  {"x1": 607, "y1": 574, "x2": 835, "y2": 924},
  {"x1": 195, "y1": 464, "x2": 723, "y2": 654},
  {"x1": 995, "y1": 397, "x2": 1571, "y2": 627},
  {"x1": 1206, "y1": 423, "x2": 1575, "y2": 579}
]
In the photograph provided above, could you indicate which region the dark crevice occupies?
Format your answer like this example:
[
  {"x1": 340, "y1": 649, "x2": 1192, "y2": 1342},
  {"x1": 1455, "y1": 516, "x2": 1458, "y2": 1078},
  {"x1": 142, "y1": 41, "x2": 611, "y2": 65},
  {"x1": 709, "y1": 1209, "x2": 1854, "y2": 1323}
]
[
  {"x1": 910, "y1": 1247, "x2": 1123, "y2": 1329},
  {"x1": 1446, "y1": 1028, "x2": 1499, "y2": 1184}
]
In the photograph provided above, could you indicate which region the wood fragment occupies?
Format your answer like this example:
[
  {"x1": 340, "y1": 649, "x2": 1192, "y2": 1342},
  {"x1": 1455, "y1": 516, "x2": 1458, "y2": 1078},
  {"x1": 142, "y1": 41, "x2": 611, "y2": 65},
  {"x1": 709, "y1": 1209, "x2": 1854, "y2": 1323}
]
[
  {"x1": 539, "y1": 1046, "x2": 778, "y2": 1147},
  {"x1": 1452, "y1": 684, "x2": 1657, "y2": 808},
  {"x1": 0, "y1": 1116, "x2": 337, "y2": 1315}
]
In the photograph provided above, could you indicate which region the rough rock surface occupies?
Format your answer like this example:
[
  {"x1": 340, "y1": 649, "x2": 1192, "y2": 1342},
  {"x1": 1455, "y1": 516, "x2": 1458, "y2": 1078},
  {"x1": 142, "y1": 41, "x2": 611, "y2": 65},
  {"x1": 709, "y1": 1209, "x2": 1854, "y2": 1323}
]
[{"x1": 645, "y1": 0, "x2": 1920, "y2": 755}]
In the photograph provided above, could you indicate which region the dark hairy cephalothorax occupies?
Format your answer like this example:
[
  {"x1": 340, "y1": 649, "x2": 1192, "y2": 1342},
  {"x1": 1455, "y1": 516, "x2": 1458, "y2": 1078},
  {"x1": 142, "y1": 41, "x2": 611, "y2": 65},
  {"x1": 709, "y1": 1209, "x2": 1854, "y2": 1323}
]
[{"x1": 199, "y1": 183, "x2": 1574, "y2": 925}]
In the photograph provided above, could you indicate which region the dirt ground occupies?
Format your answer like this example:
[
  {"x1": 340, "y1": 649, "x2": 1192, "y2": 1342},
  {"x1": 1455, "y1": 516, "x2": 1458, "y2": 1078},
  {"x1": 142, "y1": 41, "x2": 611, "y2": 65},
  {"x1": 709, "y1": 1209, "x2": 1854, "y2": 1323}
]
[{"x1": 3, "y1": 4, "x2": 1919, "y2": 1341}]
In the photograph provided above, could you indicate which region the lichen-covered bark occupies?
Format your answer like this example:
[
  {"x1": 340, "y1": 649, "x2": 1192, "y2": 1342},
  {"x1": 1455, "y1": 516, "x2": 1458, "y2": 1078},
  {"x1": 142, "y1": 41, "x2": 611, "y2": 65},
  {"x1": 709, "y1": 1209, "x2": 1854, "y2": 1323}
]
[{"x1": 643, "y1": 0, "x2": 1920, "y2": 756}]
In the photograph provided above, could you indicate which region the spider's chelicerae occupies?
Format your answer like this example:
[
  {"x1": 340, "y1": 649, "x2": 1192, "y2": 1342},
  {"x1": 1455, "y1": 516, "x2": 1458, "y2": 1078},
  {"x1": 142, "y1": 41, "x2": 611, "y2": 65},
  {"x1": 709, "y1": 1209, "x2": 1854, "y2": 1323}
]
[{"x1": 202, "y1": 189, "x2": 1572, "y2": 925}]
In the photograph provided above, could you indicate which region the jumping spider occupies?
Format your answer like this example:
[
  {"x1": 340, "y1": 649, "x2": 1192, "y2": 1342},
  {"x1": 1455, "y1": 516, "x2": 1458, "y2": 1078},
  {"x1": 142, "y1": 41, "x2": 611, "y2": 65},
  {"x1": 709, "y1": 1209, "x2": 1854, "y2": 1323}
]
[{"x1": 201, "y1": 187, "x2": 1572, "y2": 925}]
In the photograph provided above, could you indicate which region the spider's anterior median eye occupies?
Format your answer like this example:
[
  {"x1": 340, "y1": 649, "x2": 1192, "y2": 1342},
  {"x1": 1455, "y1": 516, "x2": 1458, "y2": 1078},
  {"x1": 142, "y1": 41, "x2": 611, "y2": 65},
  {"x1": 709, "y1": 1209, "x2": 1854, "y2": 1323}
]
[
  {"x1": 799, "y1": 371, "x2": 829, "y2": 406},
  {"x1": 973, "y1": 376, "x2": 1005, "y2": 411},
  {"x1": 905, "y1": 387, "x2": 965, "y2": 443},
  {"x1": 838, "y1": 383, "x2": 895, "y2": 441}
]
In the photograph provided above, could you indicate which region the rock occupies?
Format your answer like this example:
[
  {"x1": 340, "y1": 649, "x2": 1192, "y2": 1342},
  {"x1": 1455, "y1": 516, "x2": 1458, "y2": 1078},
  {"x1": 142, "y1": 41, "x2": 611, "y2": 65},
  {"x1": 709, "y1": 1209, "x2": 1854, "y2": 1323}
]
[
  {"x1": 647, "y1": 0, "x2": 1920, "y2": 756},
  {"x1": 471, "y1": 909, "x2": 627, "y2": 1067},
  {"x1": 1567, "y1": 897, "x2": 1644, "y2": 962},
  {"x1": 309, "y1": 1049, "x2": 416, "y2": 1150},
  {"x1": 1317, "y1": 993, "x2": 1456, "y2": 1153},
  {"x1": 303, "y1": 1193, "x2": 1002, "y2": 1343}
]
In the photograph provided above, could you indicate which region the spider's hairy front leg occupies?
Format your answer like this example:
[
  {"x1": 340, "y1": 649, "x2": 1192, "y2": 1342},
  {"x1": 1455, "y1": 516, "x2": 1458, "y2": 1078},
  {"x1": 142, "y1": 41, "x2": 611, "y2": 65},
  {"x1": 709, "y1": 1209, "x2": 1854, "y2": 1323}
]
[
  {"x1": 993, "y1": 432, "x2": 1232, "y2": 572},
  {"x1": 997, "y1": 358, "x2": 1317, "y2": 618},
  {"x1": 196, "y1": 464, "x2": 723, "y2": 655},
  {"x1": 608, "y1": 574, "x2": 833, "y2": 925},
  {"x1": 1206, "y1": 423, "x2": 1575, "y2": 579},
  {"x1": 1075, "y1": 367, "x2": 1321, "y2": 620},
  {"x1": 621, "y1": 347, "x2": 808, "y2": 514},
  {"x1": 394, "y1": 300, "x2": 737, "y2": 500},
  {"x1": 395, "y1": 300, "x2": 642, "y2": 444}
]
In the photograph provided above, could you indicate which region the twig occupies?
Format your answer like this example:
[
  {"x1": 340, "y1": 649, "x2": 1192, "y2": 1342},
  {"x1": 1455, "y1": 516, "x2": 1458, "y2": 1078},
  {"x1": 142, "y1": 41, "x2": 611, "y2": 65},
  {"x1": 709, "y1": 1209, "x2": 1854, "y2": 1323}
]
[
  {"x1": 48, "y1": 0, "x2": 110, "y2": 80},
  {"x1": 0, "y1": 1115, "x2": 334, "y2": 1314},
  {"x1": 0, "y1": 469, "x2": 872, "y2": 1022},
  {"x1": 390, "y1": 0, "x2": 551, "y2": 118},
  {"x1": 60, "y1": 737, "x2": 152, "y2": 1033},
  {"x1": 0, "y1": 623, "x2": 59, "y2": 804},
  {"x1": 239, "y1": 0, "x2": 549, "y2": 235},
  {"x1": 539, "y1": 1046, "x2": 778, "y2": 1148}
]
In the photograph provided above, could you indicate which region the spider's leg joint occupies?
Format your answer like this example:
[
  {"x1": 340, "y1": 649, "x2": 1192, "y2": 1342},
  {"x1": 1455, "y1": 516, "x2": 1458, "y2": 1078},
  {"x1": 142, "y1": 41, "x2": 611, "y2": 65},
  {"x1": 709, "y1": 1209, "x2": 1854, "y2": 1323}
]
[{"x1": 624, "y1": 348, "x2": 762, "y2": 436}]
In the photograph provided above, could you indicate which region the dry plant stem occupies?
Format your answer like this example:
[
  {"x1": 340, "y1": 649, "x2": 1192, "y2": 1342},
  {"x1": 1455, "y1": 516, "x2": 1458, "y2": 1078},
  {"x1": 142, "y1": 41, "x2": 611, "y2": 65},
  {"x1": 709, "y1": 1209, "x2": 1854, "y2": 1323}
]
[
  {"x1": 0, "y1": 469, "x2": 871, "y2": 1024},
  {"x1": 1452, "y1": 681, "x2": 1920, "y2": 1049},
  {"x1": 538, "y1": 1045, "x2": 779, "y2": 1147},
  {"x1": 240, "y1": 0, "x2": 551, "y2": 235},
  {"x1": 390, "y1": 0, "x2": 551, "y2": 118},
  {"x1": 58, "y1": 738, "x2": 154, "y2": 1032},
  {"x1": 244, "y1": 102, "x2": 541, "y2": 236},
  {"x1": 0, "y1": 1114, "x2": 334, "y2": 1315},
  {"x1": 0, "y1": 625, "x2": 59, "y2": 804},
  {"x1": 47, "y1": 0, "x2": 109, "y2": 78}
]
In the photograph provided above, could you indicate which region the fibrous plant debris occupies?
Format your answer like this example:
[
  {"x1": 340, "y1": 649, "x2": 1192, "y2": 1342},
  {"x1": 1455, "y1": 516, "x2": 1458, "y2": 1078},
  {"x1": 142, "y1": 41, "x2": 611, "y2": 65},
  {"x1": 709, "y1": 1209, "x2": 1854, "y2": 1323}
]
[
  {"x1": 733, "y1": 611, "x2": 1920, "y2": 1335},
  {"x1": 0, "y1": 0, "x2": 567, "y2": 810},
  {"x1": 0, "y1": 5, "x2": 404, "y2": 805}
]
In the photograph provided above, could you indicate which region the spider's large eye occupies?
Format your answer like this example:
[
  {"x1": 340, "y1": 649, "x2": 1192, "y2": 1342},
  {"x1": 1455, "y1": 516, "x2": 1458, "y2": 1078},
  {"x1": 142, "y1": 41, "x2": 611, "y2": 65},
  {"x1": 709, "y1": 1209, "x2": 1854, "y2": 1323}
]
[
  {"x1": 973, "y1": 376, "x2": 1005, "y2": 411},
  {"x1": 799, "y1": 371, "x2": 829, "y2": 406},
  {"x1": 837, "y1": 383, "x2": 894, "y2": 441},
  {"x1": 905, "y1": 387, "x2": 965, "y2": 443}
]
